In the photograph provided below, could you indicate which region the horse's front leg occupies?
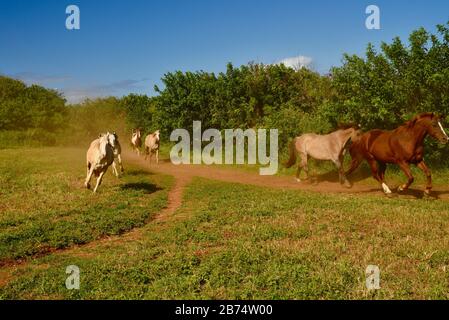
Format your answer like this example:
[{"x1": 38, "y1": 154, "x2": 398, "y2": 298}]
[
  {"x1": 335, "y1": 156, "x2": 351, "y2": 188},
  {"x1": 85, "y1": 164, "x2": 94, "y2": 189},
  {"x1": 156, "y1": 149, "x2": 159, "y2": 164},
  {"x1": 112, "y1": 160, "x2": 119, "y2": 177},
  {"x1": 93, "y1": 169, "x2": 107, "y2": 193},
  {"x1": 397, "y1": 161, "x2": 414, "y2": 192},
  {"x1": 417, "y1": 160, "x2": 432, "y2": 195}
]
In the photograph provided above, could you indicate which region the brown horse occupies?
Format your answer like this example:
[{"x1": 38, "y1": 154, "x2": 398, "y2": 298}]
[{"x1": 345, "y1": 113, "x2": 448, "y2": 195}]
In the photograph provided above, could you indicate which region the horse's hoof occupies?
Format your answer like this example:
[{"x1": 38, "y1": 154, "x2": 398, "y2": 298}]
[
  {"x1": 295, "y1": 178, "x2": 301, "y2": 183},
  {"x1": 85, "y1": 183, "x2": 91, "y2": 190}
]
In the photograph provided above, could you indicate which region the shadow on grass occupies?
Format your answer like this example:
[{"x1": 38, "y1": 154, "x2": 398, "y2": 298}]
[
  {"x1": 124, "y1": 169, "x2": 155, "y2": 176},
  {"x1": 120, "y1": 182, "x2": 162, "y2": 194},
  {"x1": 307, "y1": 166, "x2": 372, "y2": 184},
  {"x1": 392, "y1": 188, "x2": 449, "y2": 200}
]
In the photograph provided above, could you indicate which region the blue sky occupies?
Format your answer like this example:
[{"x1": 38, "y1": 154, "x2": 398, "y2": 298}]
[{"x1": 1, "y1": 0, "x2": 448, "y2": 103}]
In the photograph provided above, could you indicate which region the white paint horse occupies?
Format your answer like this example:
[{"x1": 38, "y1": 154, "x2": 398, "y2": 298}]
[
  {"x1": 285, "y1": 125, "x2": 361, "y2": 187},
  {"x1": 111, "y1": 132, "x2": 124, "y2": 177},
  {"x1": 131, "y1": 128, "x2": 142, "y2": 156},
  {"x1": 85, "y1": 132, "x2": 116, "y2": 193},
  {"x1": 144, "y1": 130, "x2": 160, "y2": 164}
]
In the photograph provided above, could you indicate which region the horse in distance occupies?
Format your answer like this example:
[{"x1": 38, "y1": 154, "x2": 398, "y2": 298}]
[
  {"x1": 285, "y1": 125, "x2": 361, "y2": 187},
  {"x1": 144, "y1": 130, "x2": 160, "y2": 164},
  {"x1": 345, "y1": 112, "x2": 449, "y2": 196},
  {"x1": 85, "y1": 132, "x2": 116, "y2": 193},
  {"x1": 131, "y1": 128, "x2": 142, "y2": 156}
]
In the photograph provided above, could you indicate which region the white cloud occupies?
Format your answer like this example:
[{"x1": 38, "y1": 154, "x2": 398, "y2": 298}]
[{"x1": 276, "y1": 55, "x2": 313, "y2": 70}]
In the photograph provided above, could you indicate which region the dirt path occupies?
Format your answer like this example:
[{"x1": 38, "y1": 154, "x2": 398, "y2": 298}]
[{"x1": 123, "y1": 150, "x2": 449, "y2": 200}]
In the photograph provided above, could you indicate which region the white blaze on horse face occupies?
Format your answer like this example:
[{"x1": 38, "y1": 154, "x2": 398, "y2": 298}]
[
  {"x1": 438, "y1": 121, "x2": 449, "y2": 140},
  {"x1": 382, "y1": 183, "x2": 392, "y2": 194},
  {"x1": 108, "y1": 133, "x2": 116, "y2": 148}
]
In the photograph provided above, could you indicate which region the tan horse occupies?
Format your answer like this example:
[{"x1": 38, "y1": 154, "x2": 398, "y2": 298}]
[
  {"x1": 110, "y1": 132, "x2": 124, "y2": 177},
  {"x1": 131, "y1": 128, "x2": 142, "y2": 156},
  {"x1": 85, "y1": 132, "x2": 116, "y2": 193},
  {"x1": 144, "y1": 130, "x2": 160, "y2": 164},
  {"x1": 285, "y1": 126, "x2": 361, "y2": 186}
]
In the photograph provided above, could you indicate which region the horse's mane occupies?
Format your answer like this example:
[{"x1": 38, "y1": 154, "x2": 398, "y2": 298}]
[
  {"x1": 404, "y1": 112, "x2": 436, "y2": 128},
  {"x1": 325, "y1": 123, "x2": 360, "y2": 134}
]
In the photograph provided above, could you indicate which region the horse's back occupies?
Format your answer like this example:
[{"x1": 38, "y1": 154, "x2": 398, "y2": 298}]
[{"x1": 295, "y1": 133, "x2": 336, "y2": 160}]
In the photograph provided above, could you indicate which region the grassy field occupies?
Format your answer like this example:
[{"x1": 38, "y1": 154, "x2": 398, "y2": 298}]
[
  {"x1": 0, "y1": 147, "x2": 172, "y2": 263},
  {"x1": 1, "y1": 147, "x2": 449, "y2": 299}
]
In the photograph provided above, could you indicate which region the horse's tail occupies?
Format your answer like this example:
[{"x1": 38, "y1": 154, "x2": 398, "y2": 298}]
[{"x1": 285, "y1": 138, "x2": 297, "y2": 168}]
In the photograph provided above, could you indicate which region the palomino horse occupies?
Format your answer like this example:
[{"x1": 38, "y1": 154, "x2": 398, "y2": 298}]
[
  {"x1": 85, "y1": 132, "x2": 116, "y2": 193},
  {"x1": 345, "y1": 113, "x2": 449, "y2": 196},
  {"x1": 144, "y1": 130, "x2": 160, "y2": 164},
  {"x1": 131, "y1": 128, "x2": 142, "y2": 156},
  {"x1": 111, "y1": 132, "x2": 124, "y2": 177},
  {"x1": 285, "y1": 125, "x2": 361, "y2": 186}
]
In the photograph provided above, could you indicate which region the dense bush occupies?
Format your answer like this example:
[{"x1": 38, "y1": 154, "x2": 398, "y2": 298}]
[
  {"x1": 1, "y1": 22, "x2": 448, "y2": 163},
  {"x1": 0, "y1": 76, "x2": 66, "y2": 147},
  {"x1": 331, "y1": 22, "x2": 449, "y2": 129}
]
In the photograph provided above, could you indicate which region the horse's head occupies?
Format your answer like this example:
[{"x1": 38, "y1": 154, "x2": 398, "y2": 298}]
[
  {"x1": 154, "y1": 130, "x2": 160, "y2": 140},
  {"x1": 339, "y1": 124, "x2": 363, "y2": 144},
  {"x1": 415, "y1": 113, "x2": 449, "y2": 144},
  {"x1": 106, "y1": 132, "x2": 117, "y2": 148}
]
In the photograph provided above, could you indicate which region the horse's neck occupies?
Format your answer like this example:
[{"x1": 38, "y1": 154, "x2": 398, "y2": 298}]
[
  {"x1": 336, "y1": 129, "x2": 353, "y2": 146},
  {"x1": 403, "y1": 122, "x2": 428, "y2": 145}
]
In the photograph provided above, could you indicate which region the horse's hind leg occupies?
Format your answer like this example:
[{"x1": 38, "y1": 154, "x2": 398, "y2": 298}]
[
  {"x1": 345, "y1": 152, "x2": 363, "y2": 177},
  {"x1": 296, "y1": 153, "x2": 308, "y2": 182},
  {"x1": 416, "y1": 160, "x2": 432, "y2": 195},
  {"x1": 397, "y1": 161, "x2": 414, "y2": 192},
  {"x1": 368, "y1": 159, "x2": 392, "y2": 194},
  {"x1": 335, "y1": 156, "x2": 351, "y2": 187},
  {"x1": 156, "y1": 150, "x2": 159, "y2": 164}
]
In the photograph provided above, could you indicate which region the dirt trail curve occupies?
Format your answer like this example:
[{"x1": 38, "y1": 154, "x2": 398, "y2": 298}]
[{"x1": 123, "y1": 150, "x2": 449, "y2": 200}]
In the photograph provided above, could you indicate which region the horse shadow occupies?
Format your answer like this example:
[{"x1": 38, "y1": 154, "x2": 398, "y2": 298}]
[
  {"x1": 124, "y1": 169, "x2": 155, "y2": 176},
  {"x1": 120, "y1": 182, "x2": 162, "y2": 194},
  {"x1": 390, "y1": 188, "x2": 449, "y2": 200},
  {"x1": 311, "y1": 166, "x2": 372, "y2": 184}
]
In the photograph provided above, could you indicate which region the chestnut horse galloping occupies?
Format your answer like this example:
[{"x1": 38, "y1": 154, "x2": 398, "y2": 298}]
[{"x1": 345, "y1": 113, "x2": 448, "y2": 196}]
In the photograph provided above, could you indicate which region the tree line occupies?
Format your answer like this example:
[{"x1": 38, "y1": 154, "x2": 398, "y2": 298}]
[{"x1": 1, "y1": 22, "x2": 448, "y2": 162}]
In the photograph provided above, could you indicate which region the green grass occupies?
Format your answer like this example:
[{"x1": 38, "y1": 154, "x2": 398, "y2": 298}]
[
  {"x1": 1, "y1": 172, "x2": 449, "y2": 299},
  {"x1": 0, "y1": 147, "x2": 172, "y2": 263}
]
